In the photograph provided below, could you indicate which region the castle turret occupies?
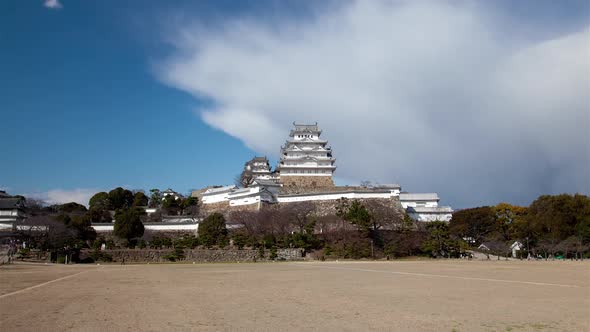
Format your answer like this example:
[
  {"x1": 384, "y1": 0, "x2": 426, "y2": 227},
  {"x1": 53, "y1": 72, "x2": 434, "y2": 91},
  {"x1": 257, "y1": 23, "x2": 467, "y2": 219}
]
[{"x1": 277, "y1": 122, "x2": 336, "y2": 188}]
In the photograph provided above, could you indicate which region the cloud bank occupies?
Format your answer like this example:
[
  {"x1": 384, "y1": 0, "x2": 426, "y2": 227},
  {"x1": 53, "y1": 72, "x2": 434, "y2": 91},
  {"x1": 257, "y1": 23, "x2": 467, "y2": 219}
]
[
  {"x1": 29, "y1": 189, "x2": 97, "y2": 207},
  {"x1": 44, "y1": 0, "x2": 63, "y2": 10},
  {"x1": 158, "y1": 1, "x2": 590, "y2": 207}
]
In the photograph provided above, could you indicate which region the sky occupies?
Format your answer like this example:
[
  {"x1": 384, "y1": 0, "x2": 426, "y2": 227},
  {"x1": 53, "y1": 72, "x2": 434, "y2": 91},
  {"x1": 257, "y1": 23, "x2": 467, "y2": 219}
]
[{"x1": 1, "y1": 0, "x2": 589, "y2": 208}]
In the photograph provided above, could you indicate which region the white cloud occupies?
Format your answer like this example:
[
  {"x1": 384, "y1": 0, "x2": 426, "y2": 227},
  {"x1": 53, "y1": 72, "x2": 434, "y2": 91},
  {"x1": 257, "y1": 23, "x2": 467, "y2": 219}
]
[
  {"x1": 44, "y1": 0, "x2": 62, "y2": 10},
  {"x1": 29, "y1": 189, "x2": 97, "y2": 207},
  {"x1": 157, "y1": 1, "x2": 590, "y2": 207}
]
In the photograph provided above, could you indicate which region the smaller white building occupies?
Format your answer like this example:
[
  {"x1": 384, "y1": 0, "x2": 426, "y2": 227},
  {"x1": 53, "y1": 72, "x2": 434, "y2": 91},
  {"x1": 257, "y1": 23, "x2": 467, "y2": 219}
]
[
  {"x1": 0, "y1": 191, "x2": 26, "y2": 230},
  {"x1": 406, "y1": 206, "x2": 454, "y2": 222},
  {"x1": 201, "y1": 185, "x2": 237, "y2": 204},
  {"x1": 228, "y1": 187, "x2": 276, "y2": 207},
  {"x1": 399, "y1": 193, "x2": 440, "y2": 208},
  {"x1": 400, "y1": 193, "x2": 453, "y2": 221},
  {"x1": 162, "y1": 188, "x2": 183, "y2": 201}
]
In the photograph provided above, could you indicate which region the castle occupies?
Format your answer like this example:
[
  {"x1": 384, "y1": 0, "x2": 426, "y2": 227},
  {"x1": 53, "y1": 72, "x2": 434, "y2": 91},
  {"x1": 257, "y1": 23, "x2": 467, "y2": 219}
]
[{"x1": 195, "y1": 123, "x2": 453, "y2": 222}]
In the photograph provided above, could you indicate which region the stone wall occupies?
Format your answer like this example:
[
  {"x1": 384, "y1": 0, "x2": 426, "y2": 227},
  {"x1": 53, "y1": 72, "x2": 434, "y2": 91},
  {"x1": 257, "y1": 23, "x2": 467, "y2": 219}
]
[
  {"x1": 80, "y1": 248, "x2": 304, "y2": 263},
  {"x1": 282, "y1": 197, "x2": 401, "y2": 217},
  {"x1": 280, "y1": 176, "x2": 334, "y2": 188},
  {"x1": 201, "y1": 201, "x2": 231, "y2": 215},
  {"x1": 202, "y1": 200, "x2": 261, "y2": 217}
]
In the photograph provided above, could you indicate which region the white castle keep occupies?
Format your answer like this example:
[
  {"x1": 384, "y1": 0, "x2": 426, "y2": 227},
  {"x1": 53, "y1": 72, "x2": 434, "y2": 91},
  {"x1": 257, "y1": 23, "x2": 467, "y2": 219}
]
[
  {"x1": 195, "y1": 122, "x2": 453, "y2": 222},
  {"x1": 277, "y1": 123, "x2": 336, "y2": 186}
]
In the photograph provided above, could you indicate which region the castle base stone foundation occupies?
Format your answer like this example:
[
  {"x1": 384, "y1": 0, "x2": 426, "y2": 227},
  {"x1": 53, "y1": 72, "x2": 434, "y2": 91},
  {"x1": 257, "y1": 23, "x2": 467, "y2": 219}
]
[{"x1": 280, "y1": 176, "x2": 335, "y2": 188}]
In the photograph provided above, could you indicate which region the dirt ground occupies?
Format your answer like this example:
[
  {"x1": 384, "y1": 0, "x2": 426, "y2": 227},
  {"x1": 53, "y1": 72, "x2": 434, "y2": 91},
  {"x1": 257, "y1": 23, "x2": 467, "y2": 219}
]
[{"x1": 1, "y1": 260, "x2": 589, "y2": 331}]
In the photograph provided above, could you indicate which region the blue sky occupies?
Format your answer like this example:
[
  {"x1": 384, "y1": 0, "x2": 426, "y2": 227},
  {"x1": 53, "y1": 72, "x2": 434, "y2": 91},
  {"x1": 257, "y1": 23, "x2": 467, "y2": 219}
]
[{"x1": 1, "y1": 1, "x2": 589, "y2": 208}]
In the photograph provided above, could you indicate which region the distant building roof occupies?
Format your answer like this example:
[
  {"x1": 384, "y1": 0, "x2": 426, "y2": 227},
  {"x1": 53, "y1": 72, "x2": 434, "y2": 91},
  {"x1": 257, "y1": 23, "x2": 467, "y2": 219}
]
[
  {"x1": 375, "y1": 184, "x2": 401, "y2": 189},
  {"x1": 406, "y1": 206, "x2": 453, "y2": 213},
  {"x1": 0, "y1": 198, "x2": 24, "y2": 210},
  {"x1": 229, "y1": 188, "x2": 251, "y2": 195},
  {"x1": 289, "y1": 122, "x2": 322, "y2": 136},
  {"x1": 202, "y1": 185, "x2": 237, "y2": 195},
  {"x1": 251, "y1": 179, "x2": 281, "y2": 187},
  {"x1": 399, "y1": 193, "x2": 439, "y2": 201},
  {"x1": 478, "y1": 243, "x2": 490, "y2": 251},
  {"x1": 245, "y1": 156, "x2": 270, "y2": 165}
]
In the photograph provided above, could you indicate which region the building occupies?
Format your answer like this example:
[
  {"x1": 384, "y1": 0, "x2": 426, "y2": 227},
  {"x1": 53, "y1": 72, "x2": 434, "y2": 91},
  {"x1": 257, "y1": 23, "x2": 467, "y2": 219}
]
[
  {"x1": 201, "y1": 185, "x2": 237, "y2": 204},
  {"x1": 277, "y1": 185, "x2": 401, "y2": 203},
  {"x1": 228, "y1": 187, "x2": 276, "y2": 207},
  {"x1": 192, "y1": 122, "x2": 453, "y2": 222},
  {"x1": 243, "y1": 156, "x2": 278, "y2": 182},
  {"x1": 0, "y1": 191, "x2": 26, "y2": 231},
  {"x1": 277, "y1": 123, "x2": 337, "y2": 188},
  {"x1": 400, "y1": 193, "x2": 453, "y2": 222},
  {"x1": 162, "y1": 188, "x2": 183, "y2": 201}
]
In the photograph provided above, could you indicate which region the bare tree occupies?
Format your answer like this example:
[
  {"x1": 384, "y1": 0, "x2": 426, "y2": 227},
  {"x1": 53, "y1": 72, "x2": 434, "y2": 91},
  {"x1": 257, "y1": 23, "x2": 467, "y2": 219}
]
[
  {"x1": 557, "y1": 236, "x2": 587, "y2": 260},
  {"x1": 362, "y1": 199, "x2": 405, "y2": 231},
  {"x1": 229, "y1": 208, "x2": 290, "y2": 239},
  {"x1": 235, "y1": 170, "x2": 255, "y2": 188},
  {"x1": 280, "y1": 202, "x2": 316, "y2": 233},
  {"x1": 17, "y1": 215, "x2": 74, "y2": 249},
  {"x1": 360, "y1": 180, "x2": 373, "y2": 188}
]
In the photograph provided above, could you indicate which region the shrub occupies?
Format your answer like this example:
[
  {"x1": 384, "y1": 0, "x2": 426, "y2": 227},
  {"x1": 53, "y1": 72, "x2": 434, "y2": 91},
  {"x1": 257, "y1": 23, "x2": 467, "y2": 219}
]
[
  {"x1": 269, "y1": 247, "x2": 278, "y2": 260},
  {"x1": 90, "y1": 249, "x2": 113, "y2": 262},
  {"x1": 163, "y1": 248, "x2": 185, "y2": 262},
  {"x1": 199, "y1": 213, "x2": 228, "y2": 248},
  {"x1": 258, "y1": 246, "x2": 265, "y2": 258}
]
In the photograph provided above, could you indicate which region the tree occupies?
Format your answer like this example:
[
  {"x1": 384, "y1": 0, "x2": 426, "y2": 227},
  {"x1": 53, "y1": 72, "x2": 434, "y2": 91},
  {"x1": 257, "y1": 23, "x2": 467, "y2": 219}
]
[
  {"x1": 575, "y1": 216, "x2": 590, "y2": 244},
  {"x1": 556, "y1": 236, "x2": 585, "y2": 259},
  {"x1": 181, "y1": 196, "x2": 200, "y2": 219},
  {"x1": 281, "y1": 201, "x2": 316, "y2": 233},
  {"x1": 68, "y1": 214, "x2": 97, "y2": 243},
  {"x1": 494, "y1": 203, "x2": 527, "y2": 241},
  {"x1": 235, "y1": 170, "x2": 255, "y2": 188},
  {"x1": 162, "y1": 195, "x2": 181, "y2": 215},
  {"x1": 52, "y1": 202, "x2": 88, "y2": 214},
  {"x1": 24, "y1": 198, "x2": 49, "y2": 216},
  {"x1": 114, "y1": 208, "x2": 145, "y2": 246},
  {"x1": 198, "y1": 213, "x2": 228, "y2": 247},
  {"x1": 422, "y1": 221, "x2": 460, "y2": 258},
  {"x1": 87, "y1": 208, "x2": 112, "y2": 223},
  {"x1": 148, "y1": 189, "x2": 162, "y2": 208},
  {"x1": 363, "y1": 199, "x2": 405, "y2": 231},
  {"x1": 360, "y1": 180, "x2": 373, "y2": 188},
  {"x1": 341, "y1": 200, "x2": 372, "y2": 232},
  {"x1": 449, "y1": 206, "x2": 496, "y2": 245},
  {"x1": 132, "y1": 191, "x2": 149, "y2": 207},
  {"x1": 89, "y1": 192, "x2": 111, "y2": 211},
  {"x1": 108, "y1": 187, "x2": 134, "y2": 210}
]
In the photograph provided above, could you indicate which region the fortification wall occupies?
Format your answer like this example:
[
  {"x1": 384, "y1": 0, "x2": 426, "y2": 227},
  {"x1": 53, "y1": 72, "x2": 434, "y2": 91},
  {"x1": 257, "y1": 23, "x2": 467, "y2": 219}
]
[
  {"x1": 280, "y1": 176, "x2": 334, "y2": 189},
  {"x1": 202, "y1": 201, "x2": 260, "y2": 218},
  {"x1": 298, "y1": 197, "x2": 400, "y2": 217},
  {"x1": 79, "y1": 248, "x2": 304, "y2": 263},
  {"x1": 201, "y1": 201, "x2": 230, "y2": 215}
]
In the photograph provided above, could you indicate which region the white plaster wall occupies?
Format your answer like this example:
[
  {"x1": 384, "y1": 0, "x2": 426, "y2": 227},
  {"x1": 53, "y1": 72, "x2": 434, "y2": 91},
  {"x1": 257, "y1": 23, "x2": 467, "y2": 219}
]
[
  {"x1": 92, "y1": 224, "x2": 199, "y2": 232},
  {"x1": 401, "y1": 200, "x2": 439, "y2": 208},
  {"x1": 229, "y1": 196, "x2": 260, "y2": 206},
  {"x1": 278, "y1": 191, "x2": 397, "y2": 203},
  {"x1": 408, "y1": 212, "x2": 453, "y2": 222},
  {"x1": 202, "y1": 192, "x2": 231, "y2": 204},
  {"x1": 280, "y1": 173, "x2": 333, "y2": 176}
]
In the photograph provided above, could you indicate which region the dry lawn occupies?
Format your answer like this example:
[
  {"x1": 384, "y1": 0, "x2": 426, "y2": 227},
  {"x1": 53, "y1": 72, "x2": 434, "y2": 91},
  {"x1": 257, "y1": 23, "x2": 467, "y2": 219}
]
[{"x1": 1, "y1": 260, "x2": 589, "y2": 331}]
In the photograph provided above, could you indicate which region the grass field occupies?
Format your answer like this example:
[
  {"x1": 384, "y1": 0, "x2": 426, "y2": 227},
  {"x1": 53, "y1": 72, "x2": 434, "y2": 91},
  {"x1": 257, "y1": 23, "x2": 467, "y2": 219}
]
[{"x1": 1, "y1": 260, "x2": 589, "y2": 331}]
